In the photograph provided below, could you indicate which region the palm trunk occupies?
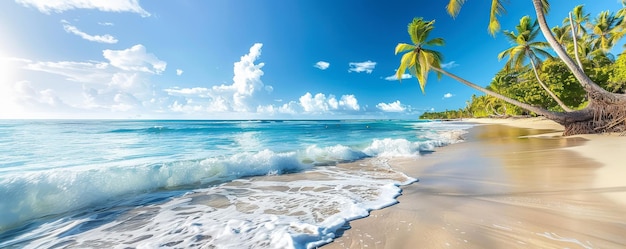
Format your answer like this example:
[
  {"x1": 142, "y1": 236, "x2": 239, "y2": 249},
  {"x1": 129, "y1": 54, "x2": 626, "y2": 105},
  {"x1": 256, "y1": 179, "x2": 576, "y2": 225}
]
[
  {"x1": 528, "y1": 58, "x2": 574, "y2": 112},
  {"x1": 531, "y1": 0, "x2": 607, "y2": 94},
  {"x1": 531, "y1": 0, "x2": 626, "y2": 135},
  {"x1": 568, "y1": 12, "x2": 585, "y2": 70},
  {"x1": 430, "y1": 67, "x2": 590, "y2": 125}
]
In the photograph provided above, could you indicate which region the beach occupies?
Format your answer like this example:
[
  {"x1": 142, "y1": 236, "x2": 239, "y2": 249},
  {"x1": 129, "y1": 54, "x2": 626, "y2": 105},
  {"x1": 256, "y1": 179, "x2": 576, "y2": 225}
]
[{"x1": 325, "y1": 118, "x2": 626, "y2": 248}]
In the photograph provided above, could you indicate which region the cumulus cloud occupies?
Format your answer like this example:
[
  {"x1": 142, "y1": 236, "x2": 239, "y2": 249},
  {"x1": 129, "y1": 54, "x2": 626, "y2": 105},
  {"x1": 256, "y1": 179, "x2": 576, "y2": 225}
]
[
  {"x1": 443, "y1": 93, "x2": 454, "y2": 99},
  {"x1": 164, "y1": 43, "x2": 266, "y2": 113},
  {"x1": 314, "y1": 61, "x2": 330, "y2": 70},
  {"x1": 62, "y1": 21, "x2": 118, "y2": 44},
  {"x1": 16, "y1": 0, "x2": 151, "y2": 17},
  {"x1": 176, "y1": 69, "x2": 183, "y2": 76},
  {"x1": 256, "y1": 101, "x2": 298, "y2": 115},
  {"x1": 299, "y1": 92, "x2": 360, "y2": 113},
  {"x1": 376, "y1": 100, "x2": 406, "y2": 112},
  {"x1": 441, "y1": 61, "x2": 459, "y2": 69},
  {"x1": 348, "y1": 60, "x2": 376, "y2": 74},
  {"x1": 103, "y1": 44, "x2": 166, "y2": 74},
  {"x1": 384, "y1": 73, "x2": 412, "y2": 81}
]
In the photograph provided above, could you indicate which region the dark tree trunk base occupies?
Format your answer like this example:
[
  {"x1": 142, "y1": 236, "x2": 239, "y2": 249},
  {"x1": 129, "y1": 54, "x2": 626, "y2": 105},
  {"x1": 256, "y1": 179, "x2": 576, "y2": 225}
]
[{"x1": 561, "y1": 102, "x2": 626, "y2": 136}]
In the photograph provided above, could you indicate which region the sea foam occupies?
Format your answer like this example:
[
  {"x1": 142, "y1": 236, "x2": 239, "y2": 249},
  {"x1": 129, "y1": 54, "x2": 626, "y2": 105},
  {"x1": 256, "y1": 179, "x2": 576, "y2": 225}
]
[{"x1": 0, "y1": 120, "x2": 472, "y2": 248}]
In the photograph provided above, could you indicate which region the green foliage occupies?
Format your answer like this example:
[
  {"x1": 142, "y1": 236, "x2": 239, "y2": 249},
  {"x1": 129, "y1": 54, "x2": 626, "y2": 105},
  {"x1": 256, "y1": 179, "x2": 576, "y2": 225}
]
[
  {"x1": 419, "y1": 109, "x2": 471, "y2": 120},
  {"x1": 409, "y1": 3, "x2": 626, "y2": 120},
  {"x1": 538, "y1": 59, "x2": 586, "y2": 108},
  {"x1": 608, "y1": 52, "x2": 626, "y2": 93}
]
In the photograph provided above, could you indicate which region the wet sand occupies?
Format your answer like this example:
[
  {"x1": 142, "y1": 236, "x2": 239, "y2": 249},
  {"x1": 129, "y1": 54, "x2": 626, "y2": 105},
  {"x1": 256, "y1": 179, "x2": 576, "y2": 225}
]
[{"x1": 324, "y1": 123, "x2": 626, "y2": 248}]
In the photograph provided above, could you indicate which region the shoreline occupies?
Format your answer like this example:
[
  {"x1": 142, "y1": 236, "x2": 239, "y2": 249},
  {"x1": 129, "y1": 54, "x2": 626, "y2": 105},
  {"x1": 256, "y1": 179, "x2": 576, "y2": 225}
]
[{"x1": 324, "y1": 118, "x2": 626, "y2": 248}]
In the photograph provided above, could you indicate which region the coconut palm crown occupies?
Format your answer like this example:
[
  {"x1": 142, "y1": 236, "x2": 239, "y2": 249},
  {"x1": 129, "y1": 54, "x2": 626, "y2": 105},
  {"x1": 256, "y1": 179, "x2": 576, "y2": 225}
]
[
  {"x1": 498, "y1": 15, "x2": 552, "y2": 71},
  {"x1": 395, "y1": 17, "x2": 445, "y2": 93}
]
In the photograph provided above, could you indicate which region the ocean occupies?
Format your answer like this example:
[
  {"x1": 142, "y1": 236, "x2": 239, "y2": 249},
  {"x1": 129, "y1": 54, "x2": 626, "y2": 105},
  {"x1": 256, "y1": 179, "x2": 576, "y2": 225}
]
[{"x1": 0, "y1": 120, "x2": 472, "y2": 248}]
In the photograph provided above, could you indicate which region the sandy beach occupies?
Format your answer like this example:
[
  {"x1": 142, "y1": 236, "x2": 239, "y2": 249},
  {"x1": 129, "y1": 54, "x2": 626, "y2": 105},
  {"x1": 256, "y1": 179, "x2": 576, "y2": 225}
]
[{"x1": 324, "y1": 118, "x2": 626, "y2": 248}]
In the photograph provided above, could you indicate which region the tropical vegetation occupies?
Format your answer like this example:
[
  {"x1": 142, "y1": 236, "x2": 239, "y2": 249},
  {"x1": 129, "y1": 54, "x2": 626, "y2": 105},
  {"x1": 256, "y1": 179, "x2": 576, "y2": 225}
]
[{"x1": 401, "y1": 1, "x2": 626, "y2": 135}]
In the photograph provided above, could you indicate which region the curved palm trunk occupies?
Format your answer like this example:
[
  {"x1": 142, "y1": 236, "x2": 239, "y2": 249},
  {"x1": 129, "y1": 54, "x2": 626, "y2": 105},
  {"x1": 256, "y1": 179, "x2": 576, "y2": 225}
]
[
  {"x1": 531, "y1": 0, "x2": 626, "y2": 135},
  {"x1": 528, "y1": 58, "x2": 574, "y2": 112},
  {"x1": 431, "y1": 67, "x2": 592, "y2": 124},
  {"x1": 531, "y1": 0, "x2": 606, "y2": 94}
]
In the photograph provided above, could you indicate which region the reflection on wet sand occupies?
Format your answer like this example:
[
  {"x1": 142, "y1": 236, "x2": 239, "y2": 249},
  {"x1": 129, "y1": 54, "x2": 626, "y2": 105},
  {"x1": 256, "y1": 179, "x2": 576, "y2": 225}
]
[{"x1": 325, "y1": 125, "x2": 626, "y2": 249}]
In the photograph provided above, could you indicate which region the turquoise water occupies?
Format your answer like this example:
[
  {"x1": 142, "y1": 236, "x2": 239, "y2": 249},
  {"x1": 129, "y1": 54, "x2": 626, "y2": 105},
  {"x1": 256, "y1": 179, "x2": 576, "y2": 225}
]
[{"x1": 0, "y1": 120, "x2": 472, "y2": 248}]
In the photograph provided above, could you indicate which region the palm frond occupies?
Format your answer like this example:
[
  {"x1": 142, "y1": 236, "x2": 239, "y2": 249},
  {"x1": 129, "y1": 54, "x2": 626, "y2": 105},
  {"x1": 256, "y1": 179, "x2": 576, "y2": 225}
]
[
  {"x1": 446, "y1": 0, "x2": 466, "y2": 18},
  {"x1": 488, "y1": 0, "x2": 507, "y2": 35},
  {"x1": 395, "y1": 43, "x2": 416, "y2": 55},
  {"x1": 425, "y1": 37, "x2": 445, "y2": 47},
  {"x1": 397, "y1": 51, "x2": 415, "y2": 82},
  {"x1": 417, "y1": 53, "x2": 430, "y2": 93}
]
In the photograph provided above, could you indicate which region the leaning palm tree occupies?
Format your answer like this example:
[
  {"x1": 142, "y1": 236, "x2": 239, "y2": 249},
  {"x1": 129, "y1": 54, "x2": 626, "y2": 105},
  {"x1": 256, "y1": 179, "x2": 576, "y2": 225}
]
[
  {"x1": 395, "y1": 13, "x2": 626, "y2": 135},
  {"x1": 498, "y1": 15, "x2": 573, "y2": 112},
  {"x1": 421, "y1": 0, "x2": 626, "y2": 135},
  {"x1": 395, "y1": 18, "x2": 444, "y2": 93},
  {"x1": 395, "y1": 18, "x2": 550, "y2": 117}
]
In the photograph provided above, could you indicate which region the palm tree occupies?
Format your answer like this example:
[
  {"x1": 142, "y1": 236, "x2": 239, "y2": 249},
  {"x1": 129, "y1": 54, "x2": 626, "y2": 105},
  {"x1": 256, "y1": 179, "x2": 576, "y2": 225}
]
[
  {"x1": 564, "y1": 5, "x2": 589, "y2": 37},
  {"x1": 551, "y1": 25, "x2": 571, "y2": 47},
  {"x1": 498, "y1": 15, "x2": 573, "y2": 112},
  {"x1": 436, "y1": 0, "x2": 626, "y2": 135},
  {"x1": 395, "y1": 12, "x2": 626, "y2": 135},
  {"x1": 395, "y1": 18, "x2": 550, "y2": 117},
  {"x1": 394, "y1": 18, "x2": 444, "y2": 93},
  {"x1": 563, "y1": 5, "x2": 589, "y2": 69},
  {"x1": 588, "y1": 10, "x2": 626, "y2": 53}
]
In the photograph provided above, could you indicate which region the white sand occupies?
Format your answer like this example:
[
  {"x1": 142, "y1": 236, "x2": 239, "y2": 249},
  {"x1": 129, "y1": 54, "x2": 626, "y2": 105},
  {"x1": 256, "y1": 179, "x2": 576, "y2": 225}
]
[
  {"x1": 470, "y1": 117, "x2": 626, "y2": 206},
  {"x1": 324, "y1": 119, "x2": 626, "y2": 249}
]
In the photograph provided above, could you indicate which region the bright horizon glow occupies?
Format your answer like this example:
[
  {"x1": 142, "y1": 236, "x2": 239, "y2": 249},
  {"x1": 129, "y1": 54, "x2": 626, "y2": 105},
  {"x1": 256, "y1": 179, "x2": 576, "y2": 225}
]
[{"x1": 0, "y1": 0, "x2": 623, "y2": 120}]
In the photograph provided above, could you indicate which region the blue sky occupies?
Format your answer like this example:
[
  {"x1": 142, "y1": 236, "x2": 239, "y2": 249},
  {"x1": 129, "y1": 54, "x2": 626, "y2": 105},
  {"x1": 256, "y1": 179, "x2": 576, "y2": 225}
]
[{"x1": 0, "y1": 0, "x2": 623, "y2": 119}]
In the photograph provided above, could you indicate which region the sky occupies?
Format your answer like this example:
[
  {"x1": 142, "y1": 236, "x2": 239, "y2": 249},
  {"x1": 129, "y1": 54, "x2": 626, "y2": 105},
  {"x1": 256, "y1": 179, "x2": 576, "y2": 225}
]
[{"x1": 0, "y1": 0, "x2": 624, "y2": 119}]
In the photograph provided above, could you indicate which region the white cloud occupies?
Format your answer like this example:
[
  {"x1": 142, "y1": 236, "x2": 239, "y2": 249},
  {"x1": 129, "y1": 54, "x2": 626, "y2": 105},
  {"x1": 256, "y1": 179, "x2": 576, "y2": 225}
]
[
  {"x1": 339, "y1": 95, "x2": 360, "y2": 111},
  {"x1": 176, "y1": 69, "x2": 183, "y2": 76},
  {"x1": 16, "y1": 0, "x2": 151, "y2": 17},
  {"x1": 256, "y1": 101, "x2": 299, "y2": 115},
  {"x1": 443, "y1": 93, "x2": 454, "y2": 99},
  {"x1": 384, "y1": 73, "x2": 412, "y2": 81},
  {"x1": 441, "y1": 61, "x2": 459, "y2": 69},
  {"x1": 164, "y1": 43, "x2": 266, "y2": 113},
  {"x1": 98, "y1": 22, "x2": 114, "y2": 26},
  {"x1": 299, "y1": 92, "x2": 360, "y2": 113},
  {"x1": 13, "y1": 81, "x2": 72, "y2": 111},
  {"x1": 103, "y1": 44, "x2": 166, "y2": 74},
  {"x1": 349, "y1": 60, "x2": 376, "y2": 74},
  {"x1": 314, "y1": 61, "x2": 330, "y2": 70},
  {"x1": 13, "y1": 44, "x2": 166, "y2": 115},
  {"x1": 164, "y1": 87, "x2": 210, "y2": 97},
  {"x1": 62, "y1": 21, "x2": 118, "y2": 44},
  {"x1": 376, "y1": 100, "x2": 406, "y2": 112},
  {"x1": 24, "y1": 60, "x2": 112, "y2": 83}
]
